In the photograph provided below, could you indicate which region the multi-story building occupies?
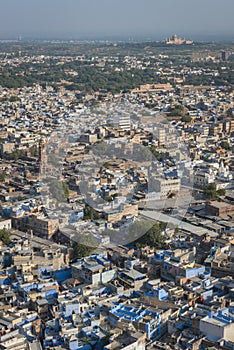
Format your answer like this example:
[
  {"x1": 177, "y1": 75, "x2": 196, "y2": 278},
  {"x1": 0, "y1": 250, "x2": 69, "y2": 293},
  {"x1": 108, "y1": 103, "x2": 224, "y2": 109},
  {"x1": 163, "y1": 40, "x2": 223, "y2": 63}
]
[
  {"x1": 72, "y1": 254, "x2": 117, "y2": 285},
  {"x1": 109, "y1": 302, "x2": 162, "y2": 340},
  {"x1": 79, "y1": 133, "x2": 98, "y2": 144},
  {"x1": 161, "y1": 259, "x2": 206, "y2": 283},
  {"x1": 153, "y1": 177, "x2": 181, "y2": 197},
  {"x1": 209, "y1": 122, "x2": 224, "y2": 136},
  {"x1": 26, "y1": 215, "x2": 59, "y2": 239},
  {"x1": 154, "y1": 128, "x2": 166, "y2": 145},
  {"x1": 107, "y1": 115, "x2": 131, "y2": 131},
  {"x1": 200, "y1": 308, "x2": 234, "y2": 342},
  {"x1": 0, "y1": 218, "x2": 11, "y2": 231},
  {"x1": 194, "y1": 170, "x2": 215, "y2": 189}
]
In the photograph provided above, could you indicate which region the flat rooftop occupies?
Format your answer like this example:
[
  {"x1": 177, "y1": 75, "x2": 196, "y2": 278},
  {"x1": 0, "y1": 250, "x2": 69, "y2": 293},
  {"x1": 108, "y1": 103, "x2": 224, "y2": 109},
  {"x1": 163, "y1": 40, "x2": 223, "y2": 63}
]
[{"x1": 141, "y1": 210, "x2": 218, "y2": 238}]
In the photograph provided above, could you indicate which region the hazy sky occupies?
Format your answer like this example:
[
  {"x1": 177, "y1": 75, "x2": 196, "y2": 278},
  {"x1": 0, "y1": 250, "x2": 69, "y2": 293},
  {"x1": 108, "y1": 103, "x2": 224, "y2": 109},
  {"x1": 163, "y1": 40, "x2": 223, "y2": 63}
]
[{"x1": 1, "y1": 0, "x2": 233, "y2": 40}]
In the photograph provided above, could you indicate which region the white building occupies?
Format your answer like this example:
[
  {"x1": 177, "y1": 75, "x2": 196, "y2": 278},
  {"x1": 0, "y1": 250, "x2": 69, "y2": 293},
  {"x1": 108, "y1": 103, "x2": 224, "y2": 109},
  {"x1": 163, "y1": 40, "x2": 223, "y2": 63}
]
[
  {"x1": 107, "y1": 115, "x2": 131, "y2": 131},
  {"x1": 153, "y1": 177, "x2": 181, "y2": 197},
  {"x1": 194, "y1": 161, "x2": 233, "y2": 189},
  {"x1": 194, "y1": 170, "x2": 215, "y2": 189}
]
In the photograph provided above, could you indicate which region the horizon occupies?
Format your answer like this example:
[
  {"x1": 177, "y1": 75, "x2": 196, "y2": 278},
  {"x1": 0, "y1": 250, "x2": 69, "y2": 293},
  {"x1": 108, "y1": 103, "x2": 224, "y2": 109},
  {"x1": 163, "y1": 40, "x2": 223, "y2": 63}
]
[
  {"x1": 0, "y1": 0, "x2": 233, "y2": 43},
  {"x1": 0, "y1": 33, "x2": 233, "y2": 44}
]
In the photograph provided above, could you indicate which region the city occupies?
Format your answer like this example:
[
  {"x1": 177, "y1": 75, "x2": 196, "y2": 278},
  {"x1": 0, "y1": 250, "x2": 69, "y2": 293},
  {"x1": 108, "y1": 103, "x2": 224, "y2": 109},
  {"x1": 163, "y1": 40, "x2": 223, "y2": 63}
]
[{"x1": 0, "y1": 1, "x2": 233, "y2": 349}]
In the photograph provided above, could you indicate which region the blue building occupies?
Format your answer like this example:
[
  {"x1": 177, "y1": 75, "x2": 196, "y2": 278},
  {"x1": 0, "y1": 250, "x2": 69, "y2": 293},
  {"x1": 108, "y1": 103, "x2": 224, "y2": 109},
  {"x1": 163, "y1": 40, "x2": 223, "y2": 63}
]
[
  {"x1": 109, "y1": 303, "x2": 162, "y2": 339},
  {"x1": 146, "y1": 287, "x2": 168, "y2": 301}
]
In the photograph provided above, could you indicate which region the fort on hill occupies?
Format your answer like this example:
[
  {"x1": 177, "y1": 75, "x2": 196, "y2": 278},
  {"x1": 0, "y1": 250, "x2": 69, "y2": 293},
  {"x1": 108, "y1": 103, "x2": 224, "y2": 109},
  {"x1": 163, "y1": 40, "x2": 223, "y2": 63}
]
[{"x1": 165, "y1": 34, "x2": 193, "y2": 45}]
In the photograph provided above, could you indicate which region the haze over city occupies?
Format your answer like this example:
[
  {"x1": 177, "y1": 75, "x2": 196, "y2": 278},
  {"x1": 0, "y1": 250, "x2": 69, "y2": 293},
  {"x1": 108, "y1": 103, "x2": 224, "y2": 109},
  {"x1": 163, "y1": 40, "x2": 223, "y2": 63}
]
[{"x1": 1, "y1": 0, "x2": 234, "y2": 41}]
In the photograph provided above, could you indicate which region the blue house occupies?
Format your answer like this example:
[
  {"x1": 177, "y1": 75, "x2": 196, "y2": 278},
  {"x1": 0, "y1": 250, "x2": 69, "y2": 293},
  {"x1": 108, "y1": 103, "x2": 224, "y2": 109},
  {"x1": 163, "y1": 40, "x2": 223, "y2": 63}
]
[{"x1": 109, "y1": 303, "x2": 162, "y2": 339}]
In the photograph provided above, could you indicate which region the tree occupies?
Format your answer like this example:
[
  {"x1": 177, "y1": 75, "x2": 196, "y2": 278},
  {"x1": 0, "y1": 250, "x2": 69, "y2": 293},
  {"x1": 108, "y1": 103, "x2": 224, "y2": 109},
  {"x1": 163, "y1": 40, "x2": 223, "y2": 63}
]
[
  {"x1": 204, "y1": 183, "x2": 217, "y2": 200},
  {"x1": 8, "y1": 149, "x2": 26, "y2": 161},
  {"x1": 0, "y1": 230, "x2": 11, "y2": 246},
  {"x1": 204, "y1": 183, "x2": 225, "y2": 200},
  {"x1": 148, "y1": 146, "x2": 163, "y2": 162},
  {"x1": 72, "y1": 234, "x2": 98, "y2": 259},
  {"x1": 181, "y1": 115, "x2": 192, "y2": 123},
  {"x1": 72, "y1": 242, "x2": 95, "y2": 259},
  {"x1": 129, "y1": 220, "x2": 166, "y2": 248},
  {"x1": 138, "y1": 223, "x2": 166, "y2": 247},
  {"x1": 9, "y1": 95, "x2": 20, "y2": 102},
  {"x1": 221, "y1": 141, "x2": 230, "y2": 150},
  {"x1": 62, "y1": 182, "x2": 70, "y2": 198},
  {"x1": 29, "y1": 144, "x2": 39, "y2": 157},
  {"x1": 169, "y1": 104, "x2": 185, "y2": 117},
  {"x1": 0, "y1": 171, "x2": 6, "y2": 183},
  {"x1": 83, "y1": 205, "x2": 96, "y2": 220},
  {"x1": 103, "y1": 196, "x2": 113, "y2": 202},
  {"x1": 216, "y1": 188, "x2": 226, "y2": 197},
  {"x1": 48, "y1": 154, "x2": 59, "y2": 166}
]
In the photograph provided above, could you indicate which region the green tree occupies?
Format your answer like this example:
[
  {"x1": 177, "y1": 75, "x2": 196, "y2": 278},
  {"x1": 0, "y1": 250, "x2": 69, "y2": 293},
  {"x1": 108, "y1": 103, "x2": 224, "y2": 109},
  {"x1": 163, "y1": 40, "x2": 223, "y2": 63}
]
[
  {"x1": 138, "y1": 223, "x2": 166, "y2": 247},
  {"x1": 83, "y1": 205, "x2": 96, "y2": 220},
  {"x1": 103, "y1": 196, "x2": 113, "y2": 202},
  {"x1": 72, "y1": 234, "x2": 98, "y2": 259},
  {"x1": 48, "y1": 154, "x2": 59, "y2": 166},
  {"x1": 129, "y1": 220, "x2": 166, "y2": 248},
  {"x1": 204, "y1": 183, "x2": 226, "y2": 199},
  {"x1": 221, "y1": 141, "x2": 230, "y2": 150},
  {"x1": 204, "y1": 183, "x2": 218, "y2": 200},
  {"x1": 216, "y1": 188, "x2": 226, "y2": 197},
  {"x1": 0, "y1": 230, "x2": 11, "y2": 246},
  {"x1": 62, "y1": 182, "x2": 70, "y2": 198},
  {"x1": 181, "y1": 115, "x2": 192, "y2": 123},
  {"x1": 133, "y1": 145, "x2": 152, "y2": 162},
  {"x1": 8, "y1": 149, "x2": 26, "y2": 161},
  {"x1": 0, "y1": 171, "x2": 6, "y2": 183},
  {"x1": 9, "y1": 95, "x2": 20, "y2": 102},
  {"x1": 29, "y1": 144, "x2": 39, "y2": 157},
  {"x1": 148, "y1": 146, "x2": 163, "y2": 162},
  {"x1": 72, "y1": 243, "x2": 95, "y2": 259},
  {"x1": 169, "y1": 104, "x2": 185, "y2": 117}
]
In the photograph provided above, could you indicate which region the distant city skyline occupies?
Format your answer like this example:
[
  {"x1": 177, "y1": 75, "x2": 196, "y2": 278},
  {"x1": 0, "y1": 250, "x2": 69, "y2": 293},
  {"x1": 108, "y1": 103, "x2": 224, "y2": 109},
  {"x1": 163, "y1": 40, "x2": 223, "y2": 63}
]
[{"x1": 0, "y1": 0, "x2": 233, "y2": 41}]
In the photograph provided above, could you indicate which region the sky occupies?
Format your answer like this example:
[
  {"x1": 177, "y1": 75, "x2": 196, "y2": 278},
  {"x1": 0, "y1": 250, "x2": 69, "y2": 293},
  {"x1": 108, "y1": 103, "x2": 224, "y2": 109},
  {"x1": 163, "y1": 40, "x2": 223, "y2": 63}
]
[{"x1": 0, "y1": 0, "x2": 233, "y2": 41}]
